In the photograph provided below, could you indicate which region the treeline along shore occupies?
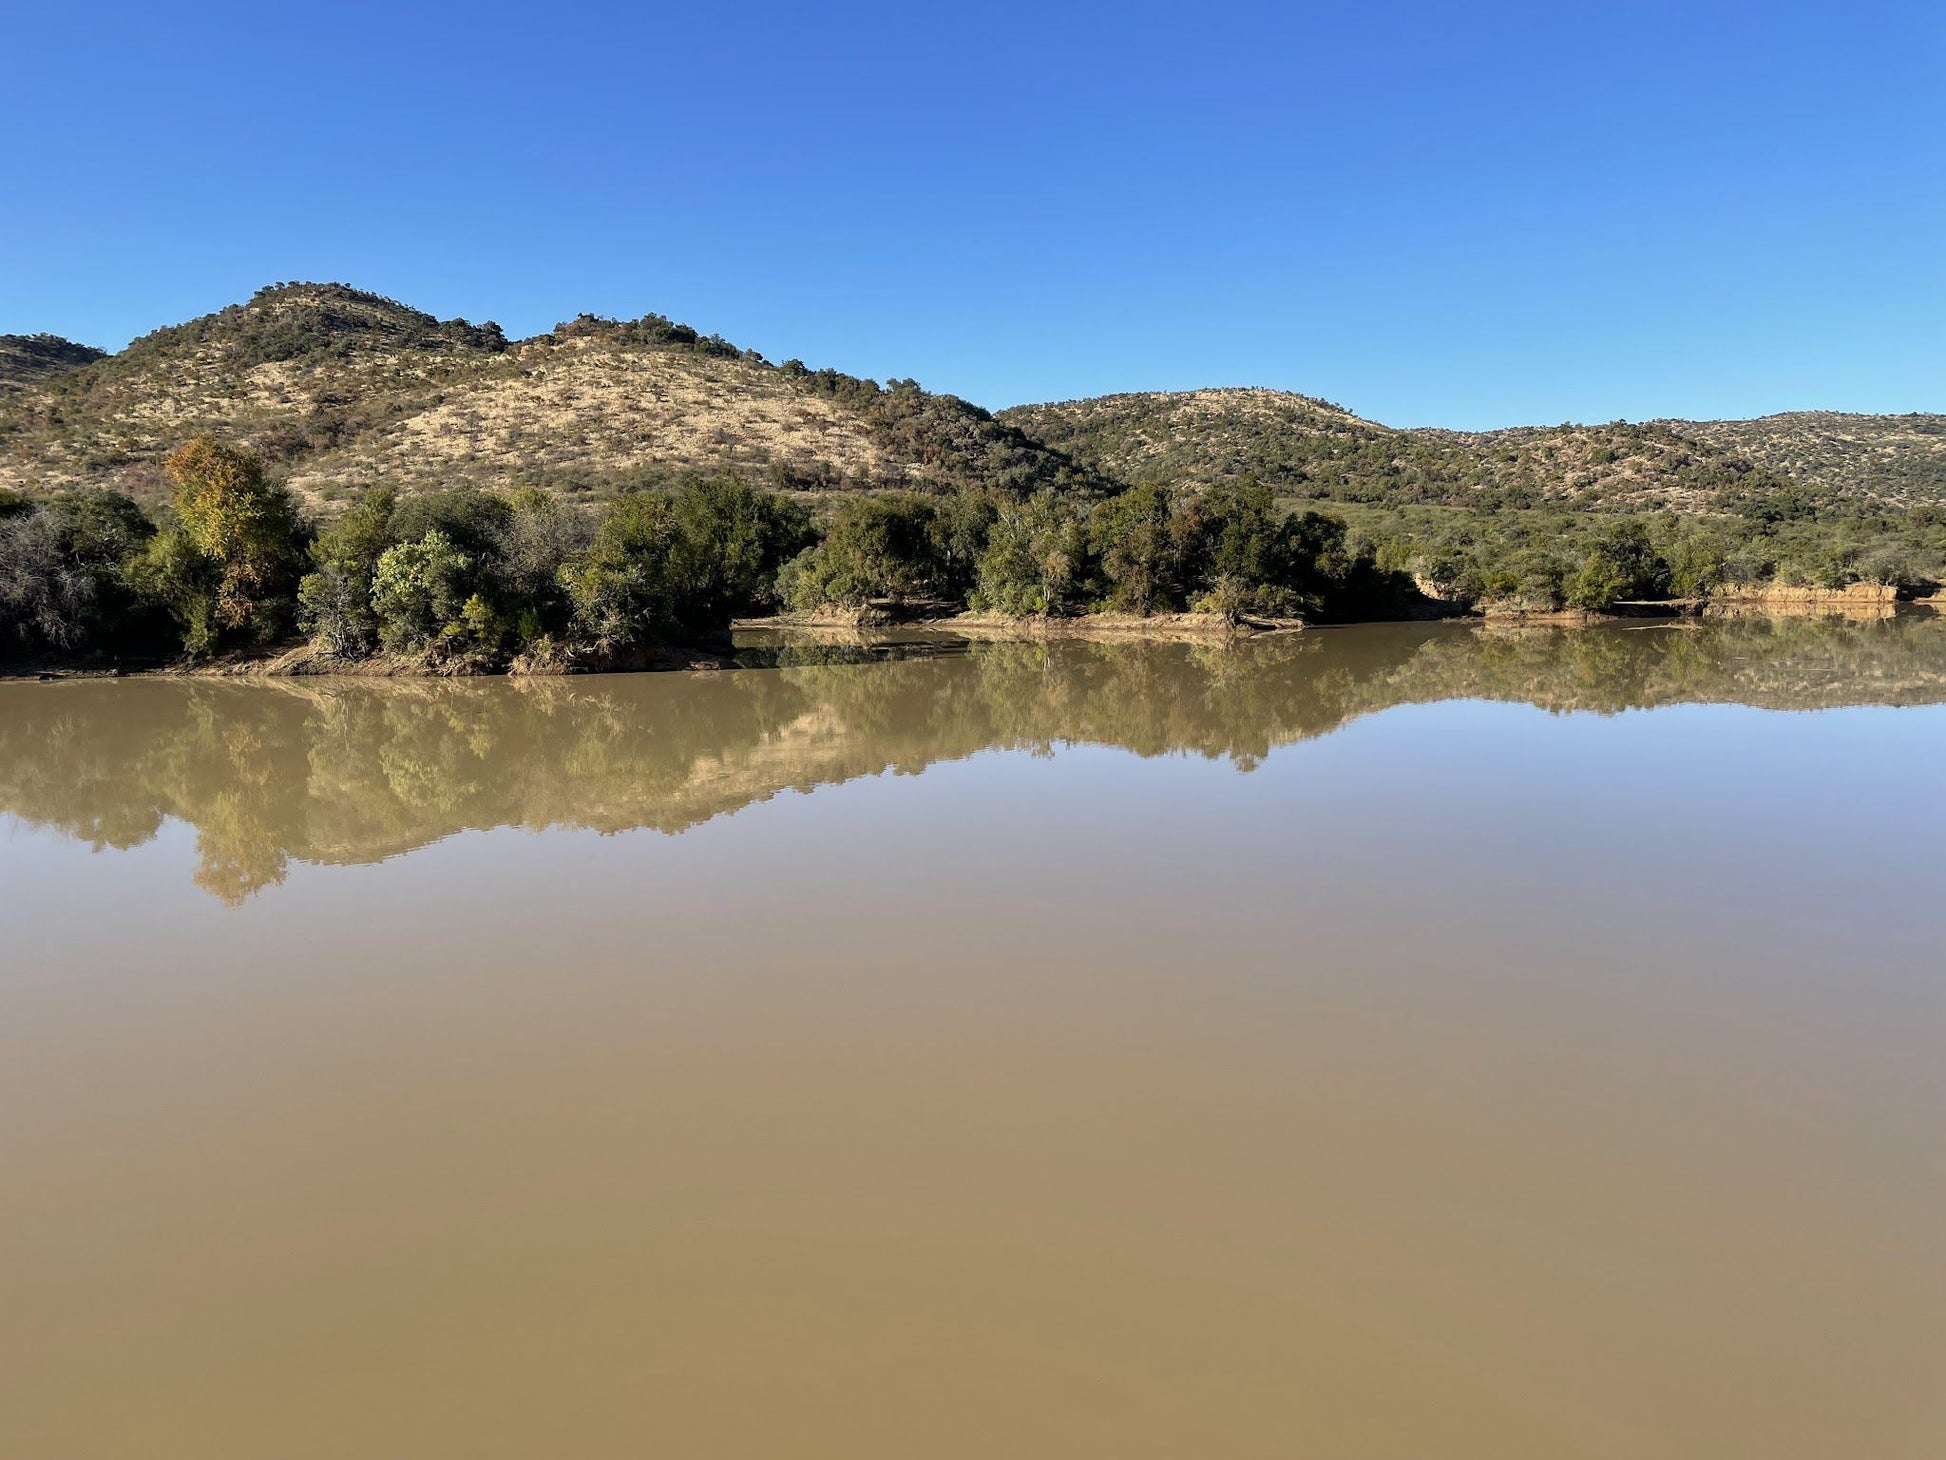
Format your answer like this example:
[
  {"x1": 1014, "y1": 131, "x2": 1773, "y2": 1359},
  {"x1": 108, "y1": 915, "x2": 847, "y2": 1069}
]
[
  {"x1": 1, "y1": 433, "x2": 1416, "y2": 674},
  {"x1": 5, "y1": 429, "x2": 1940, "y2": 677}
]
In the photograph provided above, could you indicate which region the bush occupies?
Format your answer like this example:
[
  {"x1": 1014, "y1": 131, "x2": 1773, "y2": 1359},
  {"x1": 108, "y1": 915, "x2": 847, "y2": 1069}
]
[
  {"x1": 562, "y1": 493, "x2": 688, "y2": 646},
  {"x1": 298, "y1": 484, "x2": 397, "y2": 653},
  {"x1": 0, "y1": 492, "x2": 158, "y2": 658},
  {"x1": 1667, "y1": 531, "x2": 1729, "y2": 598},
  {"x1": 664, "y1": 477, "x2": 813, "y2": 623},
  {"x1": 1087, "y1": 481, "x2": 1201, "y2": 612},
  {"x1": 131, "y1": 435, "x2": 309, "y2": 653},
  {"x1": 779, "y1": 494, "x2": 944, "y2": 611},
  {"x1": 972, "y1": 491, "x2": 1089, "y2": 616},
  {"x1": 371, "y1": 530, "x2": 499, "y2": 656}
]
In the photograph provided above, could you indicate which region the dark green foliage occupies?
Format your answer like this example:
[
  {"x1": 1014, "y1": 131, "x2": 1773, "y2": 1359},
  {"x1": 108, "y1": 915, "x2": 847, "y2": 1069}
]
[
  {"x1": 561, "y1": 480, "x2": 809, "y2": 647},
  {"x1": 116, "y1": 284, "x2": 508, "y2": 374},
  {"x1": 663, "y1": 478, "x2": 814, "y2": 624},
  {"x1": 779, "y1": 494, "x2": 950, "y2": 611},
  {"x1": 562, "y1": 494, "x2": 688, "y2": 646},
  {"x1": 1087, "y1": 482, "x2": 1204, "y2": 612},
  {"x1": 0, "y1": 492, "x2": 159, "y2": 658},
  {"x1": 0, "y1": 334, "x2": 107, "y2": 392},
  {"x1": 389, "y1": 487, "x2": 516, "y2": 560}
]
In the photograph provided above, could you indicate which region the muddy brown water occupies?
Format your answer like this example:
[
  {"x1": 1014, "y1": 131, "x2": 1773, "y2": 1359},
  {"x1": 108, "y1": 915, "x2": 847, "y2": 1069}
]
[{"x1": 3, "y1": 617, "x2": 1944, "y2": 1458}]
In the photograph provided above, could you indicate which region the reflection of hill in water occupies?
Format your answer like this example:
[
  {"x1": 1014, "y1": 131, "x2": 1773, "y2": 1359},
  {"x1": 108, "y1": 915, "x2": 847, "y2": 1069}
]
[{"x1": 5, "y1": 614, "x2": 1945, "y2": 901}]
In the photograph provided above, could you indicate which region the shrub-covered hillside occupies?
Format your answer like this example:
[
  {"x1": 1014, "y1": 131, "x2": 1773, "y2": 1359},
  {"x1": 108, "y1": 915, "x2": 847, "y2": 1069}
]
[
  {"x1": 1000, "y1": 388, "x2": 1803, "y2": 512},
  {"x1": 0, "y1": 334, "x2": 106, "y2": 396}
]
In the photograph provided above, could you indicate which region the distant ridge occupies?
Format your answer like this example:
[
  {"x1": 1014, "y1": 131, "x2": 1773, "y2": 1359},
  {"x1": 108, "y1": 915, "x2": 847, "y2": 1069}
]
[
  {"x1": 0, "y1": 333, "x2": 106, "y2": 394},
  {"x1": 998, "y1": 387, "x2": 1805, "y2": 512}
]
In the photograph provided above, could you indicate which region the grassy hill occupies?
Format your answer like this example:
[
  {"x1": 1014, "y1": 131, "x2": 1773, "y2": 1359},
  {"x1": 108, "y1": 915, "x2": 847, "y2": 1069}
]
[{"x1": 0, "y1": 284, "x2": 1109, "y2": 509}]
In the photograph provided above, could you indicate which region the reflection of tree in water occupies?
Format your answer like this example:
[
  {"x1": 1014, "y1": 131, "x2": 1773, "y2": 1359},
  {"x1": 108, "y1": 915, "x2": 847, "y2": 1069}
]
[{"x1": 3, "y1": 613, "x2": 1944, "y2": 902}]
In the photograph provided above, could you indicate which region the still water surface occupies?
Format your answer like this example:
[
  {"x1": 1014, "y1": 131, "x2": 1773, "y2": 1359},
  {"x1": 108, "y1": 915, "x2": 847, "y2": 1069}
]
[{"x1": 3, "y1": 617, "x2": 1944, "y2": 1458}]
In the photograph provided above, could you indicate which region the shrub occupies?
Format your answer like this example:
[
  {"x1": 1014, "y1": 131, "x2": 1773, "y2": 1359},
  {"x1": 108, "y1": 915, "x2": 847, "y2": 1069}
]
[
  {"x1": 1087, "y1": 481, "x2": 1201, "y2": 613},
  {"x1": 664, "y1": 478, "x2": 813, "y2": 623},
  {"x1": 298, "y1": 485, "x2": 397, "y2": 653},
  {"x1": 0, "y1": 492, "x2": 158, "y2": 658},
  {"x1": 972, "y1": 491, "x2": 1089, "y2": 616},
  {"x1": 779, "y1": 494, "x2": 944, "y2": 611},
  {"x1": 562, "y1": 494, "x2": 688, "y2": 646},
  {"x1": 371, "y1": 530, "x2": 499, "y2": 656}
]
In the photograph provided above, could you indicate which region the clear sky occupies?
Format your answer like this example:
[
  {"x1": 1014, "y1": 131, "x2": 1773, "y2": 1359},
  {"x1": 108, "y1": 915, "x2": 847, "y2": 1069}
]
[{"x1": 3, "y1": 1, "x2": 1940, "y2": 428}]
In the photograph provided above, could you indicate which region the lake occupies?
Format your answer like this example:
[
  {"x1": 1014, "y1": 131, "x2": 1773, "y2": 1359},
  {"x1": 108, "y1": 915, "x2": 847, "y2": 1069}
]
[{"x1": 3, "y1": 615, "x2": 1943, "y2": 1459}]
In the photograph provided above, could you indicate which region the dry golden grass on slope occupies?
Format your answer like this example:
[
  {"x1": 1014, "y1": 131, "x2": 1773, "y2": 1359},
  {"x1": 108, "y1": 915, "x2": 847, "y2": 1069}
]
[
  {"x1": 0, "y1": 284, "x2": 1092, "y2": 511},
  {"x1": 308, "y1": 339, "x2": 894, "y2": 503},
  {"x1": 5, "y1": 285, "x2": 1938, "y2": 516}
]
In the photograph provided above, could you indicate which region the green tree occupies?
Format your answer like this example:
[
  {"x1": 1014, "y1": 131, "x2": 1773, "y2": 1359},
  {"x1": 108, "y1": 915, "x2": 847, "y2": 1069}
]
[
  {"x1": 371, "y1": 530, "x2": 499, "y2": 656},
  {"x1": 664, "y1": 478, "x2": 813, "y2": 623},
  {"x1": 562, "y1": 493, "x2": 688, "y2": 646},
  {"x1": 1667, "y1": 531, "x2": 1729, "y2": 599},
  {"x1": 0, "y1": 492, "x2": 159, "y2": 658},
  {"x1": 298, "y1": 484, "x2": 397, "y2": 653},
  {"x1": 779, "y1": 494, "x2": 943, "y2": 611},
  {"x1": 1087, "y1": 481, "x2": 1200, "y2": 613},
  {"x1": 1566, "y1": 546, "x2": 1631, "y2": 610},
  {"x1": 133, "y1": 435, "x2": 308, "y2": 653},
  {"x1": 972, "y1": 491, "x2": 1089, "y2": 616}
]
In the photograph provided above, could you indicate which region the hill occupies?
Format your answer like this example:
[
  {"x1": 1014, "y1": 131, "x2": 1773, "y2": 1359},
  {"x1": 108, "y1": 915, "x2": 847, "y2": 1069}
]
[
  {"x1": 999, "y1": 388, "x2": 1815, "y2": 513},
  {"x1": 0, "y1": 334, "x2": 106, "y2": 395},
  {"x1": 3, "y1": 287, "x2": 1937, "y2": 520},
  {"x1": 0, "y1": 284, "x2": 1109, "y2": 509},
  {"x1": 1670, "y1": 411, "x2": 1946, "y2": 508}
]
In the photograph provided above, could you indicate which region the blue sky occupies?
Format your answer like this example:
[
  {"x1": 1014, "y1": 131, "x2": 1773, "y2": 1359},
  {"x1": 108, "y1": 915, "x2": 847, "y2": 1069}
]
[{"x1": 2, "y1": 1, "x2": 1940, "y2": 427}]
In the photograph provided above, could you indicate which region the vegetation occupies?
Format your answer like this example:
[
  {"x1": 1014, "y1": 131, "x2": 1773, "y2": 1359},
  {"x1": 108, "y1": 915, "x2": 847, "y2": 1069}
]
[
  {"x1": 2, "y1": 285, "x2": 1941, "y2": 663},
  {"x1": 0, "y1": 489, "x2": 161, "y2": 657}
]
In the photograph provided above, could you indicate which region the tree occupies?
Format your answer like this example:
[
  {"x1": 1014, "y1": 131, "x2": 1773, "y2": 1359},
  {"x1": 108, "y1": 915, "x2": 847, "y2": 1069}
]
[
  {"x1": 298, "y1": 484, "x2": 397, "y2": 653},
  {"x1": 1668, "y1": 531, "x2": 1729, "y2": 599},
  {"x1": 972, "y1": 491, "x2": 1089, "y2": 616},
  {"x1": 1567, "y1": 546, "x2": 1631, "y2": 610},
  {"x1": 1087, "y1": 481, "x2": 1199, "y2": 613},
  {"x1": 0, "y1": 492, "x2": 158, "y2": 658},
  {"x1": 133, "y1": 434, "x2": 308, "y2": 653},
  {"x1": 562, "y1": 493, "x2": 688, "y2": 646},
  {"x1": 371, "y1": 530, "x2": 497, "y2": 655},
  {"x1": 778, "y1": 494, "x2": 943, "y2": 611},
  {"x1": 663, "y1": 478, "x2": 812, "y2": 623}
]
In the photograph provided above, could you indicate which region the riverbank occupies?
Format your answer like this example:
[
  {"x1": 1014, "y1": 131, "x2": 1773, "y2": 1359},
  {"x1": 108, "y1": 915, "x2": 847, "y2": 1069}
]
[{"x1": 7, "y1": 592, "x2": 1935, "y2": 680}]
